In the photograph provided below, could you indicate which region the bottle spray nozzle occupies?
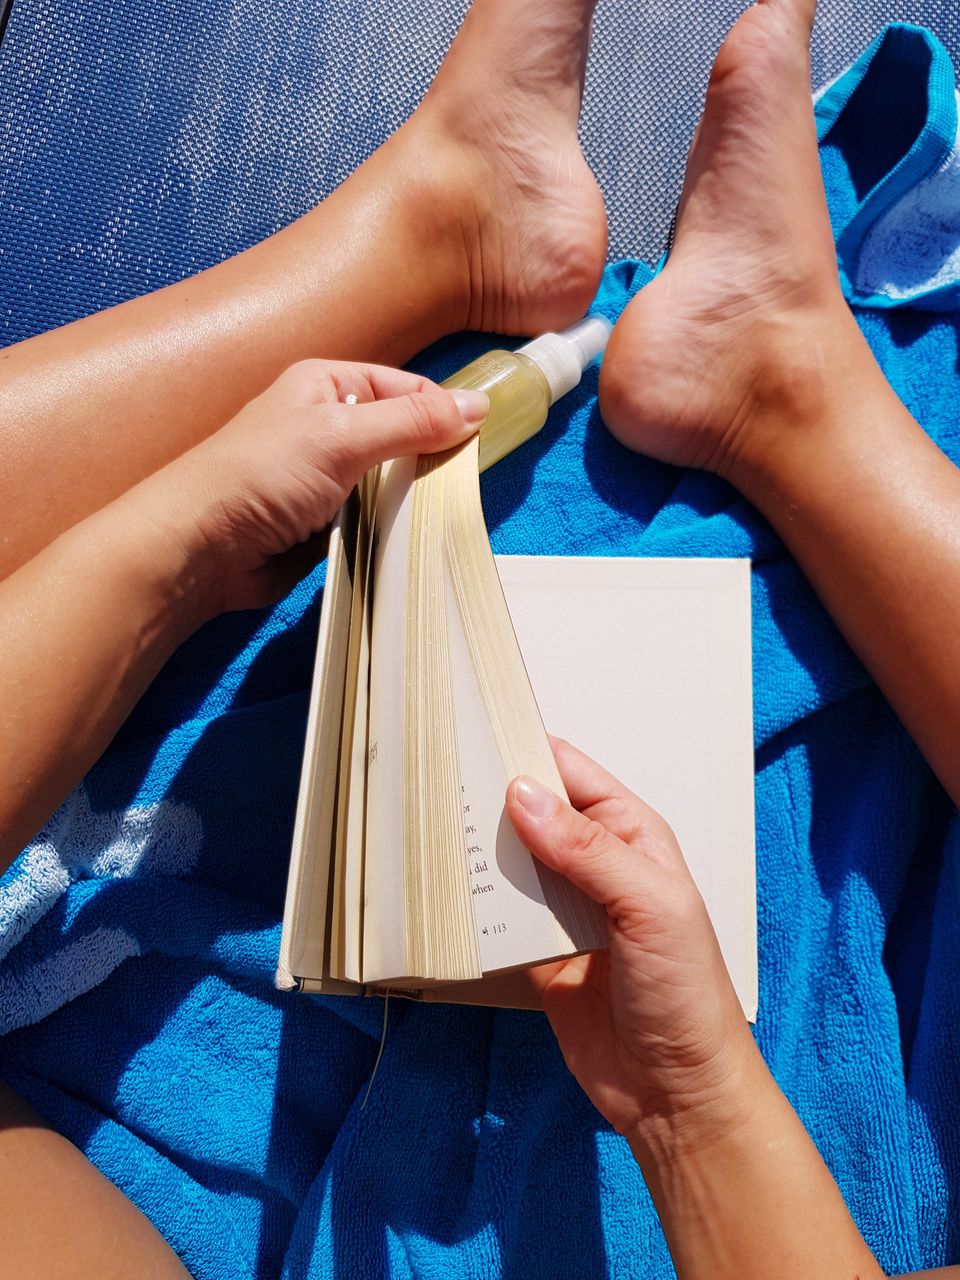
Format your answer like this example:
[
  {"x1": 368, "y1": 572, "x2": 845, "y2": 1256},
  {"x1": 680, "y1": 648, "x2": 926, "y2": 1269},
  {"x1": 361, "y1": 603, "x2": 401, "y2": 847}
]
[
  {"x1": 563, "y1": 315, "x2": 613, "y2": 369},
  {"x1": 516, "y1": 315, "x2": 614, "y2": 405}
]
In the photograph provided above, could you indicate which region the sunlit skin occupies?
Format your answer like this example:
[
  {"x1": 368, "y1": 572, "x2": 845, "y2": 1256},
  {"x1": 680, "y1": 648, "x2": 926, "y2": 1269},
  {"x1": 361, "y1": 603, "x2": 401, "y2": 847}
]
[
  {"x1": 0, "y1": 3, "x2": 606, "y2": 1272},
  {"x1": 2, "y1": 0, "x2": 959, "y2": 1274},
  {"x1": 600, "y1": 0, "x2": 960, "y2": 806},
  {"x1": 0, "y1": 0, "x2": 606, "y2": 582}
]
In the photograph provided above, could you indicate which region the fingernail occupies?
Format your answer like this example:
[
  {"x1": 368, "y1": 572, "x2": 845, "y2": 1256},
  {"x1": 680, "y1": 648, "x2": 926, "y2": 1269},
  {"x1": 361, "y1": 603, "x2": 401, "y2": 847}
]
[
  {"x1": 512, "y1": 776, "x2": 558, "y2": 821},
  {"x1": 451, "y1": 389, "x2": 490, "y2": 426}
]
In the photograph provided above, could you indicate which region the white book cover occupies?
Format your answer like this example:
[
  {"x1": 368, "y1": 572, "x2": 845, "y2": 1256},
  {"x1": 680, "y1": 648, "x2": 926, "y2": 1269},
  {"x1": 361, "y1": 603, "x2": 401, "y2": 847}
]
[{"x1": 497, "y1": 555, "x2": 757, "y2": 1021}]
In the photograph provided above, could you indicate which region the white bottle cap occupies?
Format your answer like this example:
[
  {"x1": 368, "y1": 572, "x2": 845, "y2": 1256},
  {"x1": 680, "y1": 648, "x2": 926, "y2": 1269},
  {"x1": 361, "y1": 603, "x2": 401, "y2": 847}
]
[{"x1": 516, "y1": 315, "x2": 613, "y2": 405}]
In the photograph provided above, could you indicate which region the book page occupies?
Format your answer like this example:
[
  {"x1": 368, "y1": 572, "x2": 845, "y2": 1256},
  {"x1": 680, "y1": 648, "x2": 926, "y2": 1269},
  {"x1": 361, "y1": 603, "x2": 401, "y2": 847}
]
[
  {"x1": 362, "y1": 455, "x2": 602, "y2": 985},
  {"x1": 497, "y1": 556, "x2": 757, "y2": 1020},
  {"x1": 329, "y1": 471, "x2": 378, "y2": 983},
  {"x1": 362, "y1": 459, "x2": 415, "y2": 985},
  {"x1": 441, "y1": 442, "x2": 606, "y2": 958},
  {"x1": 443, "y1": 563, "x2": 565, "y2": 972},
  {"x1": 277, "y1": 498, "x2": 357, "y2": 990},
  {"x1": 338, "y1": 570, "x2": 370, "y2": 983}
]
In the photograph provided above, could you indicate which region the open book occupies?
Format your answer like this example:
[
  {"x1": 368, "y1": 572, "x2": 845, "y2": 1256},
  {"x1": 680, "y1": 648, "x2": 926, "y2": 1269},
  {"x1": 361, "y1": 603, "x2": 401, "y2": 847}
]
[{"x1": 277, "y1": 437, "x2": 757, "y2": 1017}]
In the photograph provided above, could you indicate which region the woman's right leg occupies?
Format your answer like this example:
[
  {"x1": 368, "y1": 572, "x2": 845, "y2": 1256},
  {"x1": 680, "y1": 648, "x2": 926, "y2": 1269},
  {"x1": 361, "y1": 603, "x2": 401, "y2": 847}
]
[
  {"x1": 0, "y1": 0, "x2": 607, "y2": 580},
  {"x1": 600, "y1": 0, "x2": 960, "y2": 805}
]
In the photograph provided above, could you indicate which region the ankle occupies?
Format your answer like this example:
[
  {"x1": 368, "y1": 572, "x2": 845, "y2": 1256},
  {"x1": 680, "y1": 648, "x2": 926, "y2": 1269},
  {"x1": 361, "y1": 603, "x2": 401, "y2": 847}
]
[
  {"x1": 714, "y1": 305, "x2": 882, "y2": 490},
  {"x1": 391, "y1": 125, "x2": 479, "y2": 338},
  {"x1": 403, "y1": 124, "x2": 497, "y2": 335},
  {"x1": 309, "y1": 123, "x2": 477, "y2": 354}
]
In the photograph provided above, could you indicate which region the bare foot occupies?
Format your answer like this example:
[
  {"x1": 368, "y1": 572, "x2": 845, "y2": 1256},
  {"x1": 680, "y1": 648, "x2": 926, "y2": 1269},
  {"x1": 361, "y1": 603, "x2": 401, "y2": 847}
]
[
  {"x1": 401, "y1": 0, "x2": 608, "y2": 336},
  {"x1": 599, "y1": 0, "x2": 868, "y2": 477}
]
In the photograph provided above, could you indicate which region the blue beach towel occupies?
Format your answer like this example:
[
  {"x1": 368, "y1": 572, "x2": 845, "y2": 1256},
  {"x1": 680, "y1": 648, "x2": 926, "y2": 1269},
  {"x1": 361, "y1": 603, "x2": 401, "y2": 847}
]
[
  {"x1": 817, "y1": 23, "x2": 960, "y2": 309},
  {"x1": 1, "y1": 20, "x2": 960, "y2": 1280}
]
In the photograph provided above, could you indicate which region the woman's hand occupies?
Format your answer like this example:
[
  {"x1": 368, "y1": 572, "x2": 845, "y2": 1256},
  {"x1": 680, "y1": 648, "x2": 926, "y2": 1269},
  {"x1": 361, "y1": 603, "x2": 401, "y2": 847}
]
[
  {"x1": 0, "y1": 359, "x2": 487, "y2": 865},
  {"x1": 507, "y1": 738, "x2": 763, "y2": 1151},
  {"x1": 135, "y1": 359, "x2": 488, "y2": 615},
  {"x1": 509, "y1": 740, "x2": 889, "y2": 1280}
]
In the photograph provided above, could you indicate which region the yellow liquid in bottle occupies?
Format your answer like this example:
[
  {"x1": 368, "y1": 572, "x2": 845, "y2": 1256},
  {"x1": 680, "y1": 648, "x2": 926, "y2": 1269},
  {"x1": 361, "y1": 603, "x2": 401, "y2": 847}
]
[{"x1": 442, "y1": 351, "x2": 552, "y2": 473}]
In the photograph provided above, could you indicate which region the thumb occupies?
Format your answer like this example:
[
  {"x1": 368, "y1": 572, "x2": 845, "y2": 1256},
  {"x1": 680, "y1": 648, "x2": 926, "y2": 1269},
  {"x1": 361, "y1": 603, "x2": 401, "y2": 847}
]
[
  {"x1": 341, "y1": 387, "x2": 489, "y2": 472},
  {"x1": 506, "y1": 775, "x2": 653, "y2": 913}
]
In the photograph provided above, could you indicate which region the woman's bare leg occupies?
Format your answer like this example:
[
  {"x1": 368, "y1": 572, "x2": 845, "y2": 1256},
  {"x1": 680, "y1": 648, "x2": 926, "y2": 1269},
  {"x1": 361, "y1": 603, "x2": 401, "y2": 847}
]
[
  {"x1": 600, "y1": 0, "x2": 960, "y2": 803},
  {"x1": 0, "y1": 0, "x2": 607, "y2": 580},
  {"x1": 0, "y1": 1, "x2": 606, "y2": 1273},
  {"x1": 0, "y1": 1082, "x2": 191, "y2": 1277}
]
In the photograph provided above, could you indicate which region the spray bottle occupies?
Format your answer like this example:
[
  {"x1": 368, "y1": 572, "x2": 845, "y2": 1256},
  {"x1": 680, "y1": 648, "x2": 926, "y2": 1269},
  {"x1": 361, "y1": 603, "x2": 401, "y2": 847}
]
[{"x1": 441, "y1": 316, "x2": 613, "y2": 473}]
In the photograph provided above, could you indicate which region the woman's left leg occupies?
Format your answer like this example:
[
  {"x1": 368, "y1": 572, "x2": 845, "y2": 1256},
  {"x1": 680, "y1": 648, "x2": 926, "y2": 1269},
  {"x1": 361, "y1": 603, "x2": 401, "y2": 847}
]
[{"x1": 0, "y1": 0, "x2": 607, "y2": 580}]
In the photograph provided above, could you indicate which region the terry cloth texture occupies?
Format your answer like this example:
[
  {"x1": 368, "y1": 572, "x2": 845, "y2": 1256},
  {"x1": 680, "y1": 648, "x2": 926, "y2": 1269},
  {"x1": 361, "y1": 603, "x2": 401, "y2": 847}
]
[
  {"x1": 818, "y1": 23, "x2": 960, "y2": 307},
  {"x1": 1, "y1": 17, "x2": 960, "y2": 1280}
]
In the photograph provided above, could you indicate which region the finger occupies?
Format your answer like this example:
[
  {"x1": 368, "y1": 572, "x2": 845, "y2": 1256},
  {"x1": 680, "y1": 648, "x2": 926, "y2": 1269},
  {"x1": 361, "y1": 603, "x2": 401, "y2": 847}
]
[
  {"x1": 261, "y1": 528, "x2": 331, "y2": 600},
  {"x1": 266, "y1": 361, "x2": 446, "y2": 409},
  {"x1": 548, "y1": 737, "x2": 682, "y2": 863},
  {"x1": 525, "y1": 953, "x2": 589, "y2": 998},
  {"x1": 342, "y1": 364, "x2": 447, "y2": 403},
  {"x1": 506, "y1": 774, "x2": 658, "y2": 915},
  {"x1": 338, "y1": 387, "x2": 489, "y2": 472},
  {"x1": 548, "y1": 735, "x2": 638, "y2": 812},
  {"x1": 313, "y1": 363, "x2": 447, "y2": 406}
]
